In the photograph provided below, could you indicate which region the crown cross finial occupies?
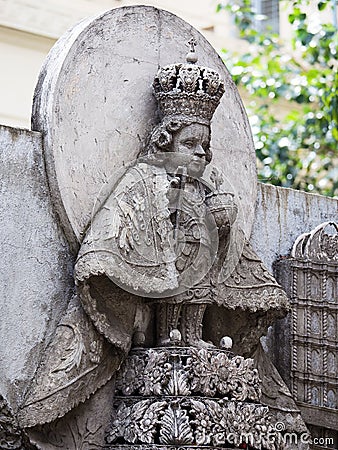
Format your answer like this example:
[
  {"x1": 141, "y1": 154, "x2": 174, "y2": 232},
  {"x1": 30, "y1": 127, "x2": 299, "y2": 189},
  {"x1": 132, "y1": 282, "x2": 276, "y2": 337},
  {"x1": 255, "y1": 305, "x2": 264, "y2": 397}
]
[
  {"x1": 188, "y1": 38, "x2": 197, "y2": 53},
  {"x1": 186, "y1": 38, "x2": 198, "y2": 64}
]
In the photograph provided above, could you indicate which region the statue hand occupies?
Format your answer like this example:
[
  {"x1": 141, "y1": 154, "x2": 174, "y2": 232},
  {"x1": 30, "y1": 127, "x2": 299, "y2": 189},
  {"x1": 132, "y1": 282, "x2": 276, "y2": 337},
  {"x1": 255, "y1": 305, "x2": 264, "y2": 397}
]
[{"x1": 206, "y1": 192, "x2": 238, "y2": 233}]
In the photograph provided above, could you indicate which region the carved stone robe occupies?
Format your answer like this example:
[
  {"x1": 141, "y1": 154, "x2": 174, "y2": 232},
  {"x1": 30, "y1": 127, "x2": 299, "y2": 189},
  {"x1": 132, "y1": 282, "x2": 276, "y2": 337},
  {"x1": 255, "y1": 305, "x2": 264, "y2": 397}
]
[{"x1": 18, "y1": 161, "x2": 289, "y2": 427}]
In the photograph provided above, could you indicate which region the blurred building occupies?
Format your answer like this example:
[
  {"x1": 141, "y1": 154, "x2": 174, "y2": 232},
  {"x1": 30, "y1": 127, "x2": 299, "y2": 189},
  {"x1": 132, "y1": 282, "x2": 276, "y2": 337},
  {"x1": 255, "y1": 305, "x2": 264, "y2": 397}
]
[
  {"x1": 0, "y1": 0, "x2": 231, "y2": 128},
  {"x1": 0, "y1": 0, "x2": 305, "y2": 128}
]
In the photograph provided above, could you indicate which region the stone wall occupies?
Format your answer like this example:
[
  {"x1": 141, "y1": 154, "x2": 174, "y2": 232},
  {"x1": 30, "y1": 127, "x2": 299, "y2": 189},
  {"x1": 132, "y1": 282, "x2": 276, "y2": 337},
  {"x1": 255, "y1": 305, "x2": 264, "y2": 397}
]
[
  {"x1": 0, "y1": 121, "x2": 337, "y2": 449},
  {"x1": 251, "y1": 182, "x2": 338, "y2": 272},
  {"x1": 251, "y1": 182, "x2": 337, "y2": 393},
  {"x1": 0, "y1": 125, "x2": 74, "y2": 412}
]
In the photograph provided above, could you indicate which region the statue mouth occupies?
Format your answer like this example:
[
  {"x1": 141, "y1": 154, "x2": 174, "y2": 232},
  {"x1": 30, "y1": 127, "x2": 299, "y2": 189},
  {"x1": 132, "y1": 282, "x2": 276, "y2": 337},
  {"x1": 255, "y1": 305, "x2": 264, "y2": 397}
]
[{"x1": 189, "y1": 156, "x2": 206, "y2": 170}]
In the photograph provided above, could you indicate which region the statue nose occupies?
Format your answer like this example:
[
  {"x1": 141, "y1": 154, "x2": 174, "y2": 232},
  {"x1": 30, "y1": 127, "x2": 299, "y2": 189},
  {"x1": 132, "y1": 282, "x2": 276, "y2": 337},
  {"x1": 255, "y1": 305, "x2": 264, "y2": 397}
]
[{"x1": 194, "y1": 144, "x2": 206, "y2": 157}]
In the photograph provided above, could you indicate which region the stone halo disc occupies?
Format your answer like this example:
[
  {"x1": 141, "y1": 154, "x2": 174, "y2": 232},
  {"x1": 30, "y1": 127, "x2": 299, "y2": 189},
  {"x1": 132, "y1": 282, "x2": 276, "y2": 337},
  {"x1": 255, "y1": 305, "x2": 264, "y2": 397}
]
[{"x1": 32, "y1": 5, "x2": 257, "y2": 252}]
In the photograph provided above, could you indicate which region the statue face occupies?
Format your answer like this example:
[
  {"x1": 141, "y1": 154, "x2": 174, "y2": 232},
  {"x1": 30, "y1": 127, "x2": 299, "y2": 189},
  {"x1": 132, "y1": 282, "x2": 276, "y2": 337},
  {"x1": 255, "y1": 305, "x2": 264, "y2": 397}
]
[{"x1": 171, "y1": 123, "x2": 210, "y2": 177}]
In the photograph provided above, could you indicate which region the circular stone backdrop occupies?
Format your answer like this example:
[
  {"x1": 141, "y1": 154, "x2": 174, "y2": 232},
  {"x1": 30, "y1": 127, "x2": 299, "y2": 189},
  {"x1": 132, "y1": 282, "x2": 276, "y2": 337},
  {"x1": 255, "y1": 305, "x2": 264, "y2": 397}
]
[{"x1": 32, "y1": 6, "x2": 257, "y2": 250}]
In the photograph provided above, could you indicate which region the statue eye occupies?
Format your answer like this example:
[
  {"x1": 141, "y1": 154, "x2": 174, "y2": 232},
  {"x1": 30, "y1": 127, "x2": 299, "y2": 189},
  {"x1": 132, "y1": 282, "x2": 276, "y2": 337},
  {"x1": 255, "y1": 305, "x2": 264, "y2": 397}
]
[{"x1": 183, "y1": 140, "x2": 194, "y2": 148}]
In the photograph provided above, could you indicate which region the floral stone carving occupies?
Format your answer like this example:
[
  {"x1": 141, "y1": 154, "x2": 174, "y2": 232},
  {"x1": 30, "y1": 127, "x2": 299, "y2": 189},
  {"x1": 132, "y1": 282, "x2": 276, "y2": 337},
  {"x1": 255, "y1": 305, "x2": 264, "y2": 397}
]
[
  {"x1": 107, "y1": 346, "x2": 283, "y2": 450},
  {"x1": 15, "y1": 17, "x2": 297, "y2": 449},
  {"x1": 115, "y1": 347, "x2": 261, "y2": 401}
]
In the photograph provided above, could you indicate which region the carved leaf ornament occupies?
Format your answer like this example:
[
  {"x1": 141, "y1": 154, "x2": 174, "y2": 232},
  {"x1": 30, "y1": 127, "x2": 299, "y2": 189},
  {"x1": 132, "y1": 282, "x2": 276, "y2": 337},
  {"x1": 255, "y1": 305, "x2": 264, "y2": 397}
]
[
  {"x1": 115, "y1": 347, "x2": 261, "y2": 401},
  {"x1": 51, "y1": 324, "x2": 86, "y2": 373},
  {"x1": 109, "y1": 347, "x2": 280, "y2": 449}
]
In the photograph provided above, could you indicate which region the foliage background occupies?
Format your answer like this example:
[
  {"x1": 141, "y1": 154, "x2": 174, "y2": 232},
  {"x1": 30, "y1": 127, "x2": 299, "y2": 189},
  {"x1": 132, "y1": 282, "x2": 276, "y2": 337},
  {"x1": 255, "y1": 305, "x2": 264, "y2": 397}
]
[{"x1": 217, "y1": 0, "x2": 338, "y2": 197}]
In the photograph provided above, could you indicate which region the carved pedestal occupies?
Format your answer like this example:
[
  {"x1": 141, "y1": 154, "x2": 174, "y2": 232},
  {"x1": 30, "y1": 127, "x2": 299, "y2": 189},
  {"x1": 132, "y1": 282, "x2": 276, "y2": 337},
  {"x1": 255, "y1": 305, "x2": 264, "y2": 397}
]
[{"x1": 107, "y1": 346, "x2": 283, "y2": 450}]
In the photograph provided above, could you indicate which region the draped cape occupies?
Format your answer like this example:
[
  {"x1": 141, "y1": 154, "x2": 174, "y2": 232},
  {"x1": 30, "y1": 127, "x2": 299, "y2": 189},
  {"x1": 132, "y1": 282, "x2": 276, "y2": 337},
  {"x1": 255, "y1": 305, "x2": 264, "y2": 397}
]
[{"x1": 18, "y1": 162, "x2": 289, "y2": 426}]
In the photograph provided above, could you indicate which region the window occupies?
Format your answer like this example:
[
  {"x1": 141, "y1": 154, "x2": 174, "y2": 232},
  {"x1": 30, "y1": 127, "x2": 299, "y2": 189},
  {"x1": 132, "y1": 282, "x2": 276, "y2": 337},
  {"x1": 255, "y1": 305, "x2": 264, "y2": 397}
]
[{"x1": 252, "y1": 0, "x2": 280, "y2": 33}]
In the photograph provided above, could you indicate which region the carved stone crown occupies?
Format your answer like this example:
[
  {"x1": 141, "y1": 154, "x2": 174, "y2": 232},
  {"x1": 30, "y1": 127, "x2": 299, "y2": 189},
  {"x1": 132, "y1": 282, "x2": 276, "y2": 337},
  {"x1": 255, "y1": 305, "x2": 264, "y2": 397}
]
[{"x1": 153, "y1": 43, "x2": 225, "y2": 124}]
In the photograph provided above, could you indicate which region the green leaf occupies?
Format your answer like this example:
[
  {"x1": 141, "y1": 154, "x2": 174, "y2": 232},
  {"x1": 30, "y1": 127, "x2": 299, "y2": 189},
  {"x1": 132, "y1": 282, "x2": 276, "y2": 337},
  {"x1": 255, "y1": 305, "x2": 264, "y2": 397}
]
[
  {"x1": 332, "y1": 127, "x2": 338, "y2": 140},
  {"x1": 216, "y1": 0, "x2": 338, "y2": 197},
  {"x1": 318, "y1": 2, "x2": 327, "y2": 11}
]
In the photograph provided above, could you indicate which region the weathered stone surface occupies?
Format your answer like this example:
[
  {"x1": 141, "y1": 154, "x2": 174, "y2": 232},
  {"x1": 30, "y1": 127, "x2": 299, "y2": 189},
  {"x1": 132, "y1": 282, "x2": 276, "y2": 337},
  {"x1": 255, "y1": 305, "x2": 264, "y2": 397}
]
[
  {"x1": 1, "y1": 5, "x2": 337, "y2": 448},
  {"x1": 22, "y1": 13, "x2": 288, "y2": 427},
  {"x1": 252, "y1": 183, "x2": 338, "y2": 390},
  {"x1": 17, "y1": 295, "x2": 120, "y2": 428},
  {"x1": 0, "y1": 154, "x2": 334, "y2": 446},
  {"x1": 27, "y1": 378, "x2": 116, "y2": 449},
  {"x1": 273, "y1": 222, "x2": 338, "y2": 448},
  {"x1": 108, "y1": 346, "x2": 286, "y2": 449},
  {"x1": 0, "y1": 393, "x2": 37, "y2": 450},
  {"x1": 32, "y1": 5, "x2": 257, "y2": 249},
  {"x1": 0, "y1": 125, "x2": 73, "y2": 412},
  {"x1": 251, "y1": 183, "x2": 338, "y2": 272}
]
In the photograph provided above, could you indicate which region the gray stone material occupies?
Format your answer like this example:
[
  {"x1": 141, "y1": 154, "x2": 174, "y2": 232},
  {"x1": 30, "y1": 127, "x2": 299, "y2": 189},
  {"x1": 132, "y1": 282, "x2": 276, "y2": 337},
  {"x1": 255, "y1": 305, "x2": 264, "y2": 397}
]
[
  {"x1": 19, "y1": 6, "x2": 290, "y2": 426},
  {"x1": 271, "y1": 222, "x2": 338, "y2": 448},
  {"x1": 252, "y1": 183, "x2": 338, "y2": 403},
  {"x1": 0, "y1": 117, "x2": 336, "y2": 449},
  {"x1": 0, "y1": 125, "x2": 74, "y2": 412},
  {"x1": 0, "y1": 5, "x2": 337, "y2": 447},
  {"x1": 32, "y1": 5, "x2": 257, "y2": 249},
  {"x1": 251, "y1": 183, "x2": 338, "y2": 272}
]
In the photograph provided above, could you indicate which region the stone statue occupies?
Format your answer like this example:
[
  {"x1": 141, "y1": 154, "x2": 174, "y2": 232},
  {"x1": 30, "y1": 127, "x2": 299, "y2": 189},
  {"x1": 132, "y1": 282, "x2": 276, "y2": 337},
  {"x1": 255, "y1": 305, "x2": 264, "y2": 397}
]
[
  {"x1": 74, "y1": 41, "x2": 289, "y2": 353},
  {"x1": 76, "y1": 41, "x2": 240, "y2": 351},
  {"x1": 18, "y1": 42, "x2": 291, "y2": 441}
]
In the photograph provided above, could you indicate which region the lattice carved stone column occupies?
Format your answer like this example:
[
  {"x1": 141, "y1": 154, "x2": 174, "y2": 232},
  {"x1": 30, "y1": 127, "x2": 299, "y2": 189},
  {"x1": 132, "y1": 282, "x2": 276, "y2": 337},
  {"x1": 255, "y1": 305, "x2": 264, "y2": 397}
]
[{"x1": 275, "y1": 222, "x2": 338, "y2": 448}]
